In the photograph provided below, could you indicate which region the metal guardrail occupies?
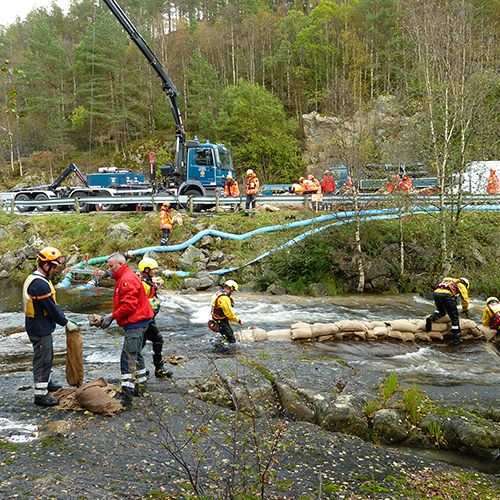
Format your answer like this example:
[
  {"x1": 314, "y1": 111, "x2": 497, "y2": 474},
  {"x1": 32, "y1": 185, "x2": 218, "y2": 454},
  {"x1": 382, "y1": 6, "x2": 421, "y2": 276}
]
[{"x1": 3, "y1": 191, "x2": 500, "y2": 214}]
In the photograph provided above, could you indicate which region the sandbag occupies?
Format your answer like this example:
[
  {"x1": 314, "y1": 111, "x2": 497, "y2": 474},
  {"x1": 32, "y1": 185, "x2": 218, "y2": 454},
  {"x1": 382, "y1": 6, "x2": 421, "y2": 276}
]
[
  {"x1": 415, "y1": 331, "x2": 432, "y2": 341},
  {"x1": 388, "y1": 320, "x2": 417, "y2": 333},
  {"x1": 334, "y1": 320, "x2": 369, "y2": 332},
  {"x1": 266, "y1": 329, "x2": 292, "y2": 341},
  {"x1": 66, "y1": 326, "x2": 84, "y2": 388},
  {"x1": 373, "y1": 326, "x2": 388, "y2": 337},
  {"x1": 291, "y1": 322, "x2": 313, "y2": 340},
  {"x1": 368, "y1": 321, "x2": 386, "y2": 329},
  {"x1": 311, "y1": 323, "x2": 339, "y2": 337},
  {"x1": 480, "y1": 325, "x2": 497, "y2": 342},
  {"x1": 429, "y1": 331, "x2": 444, "y2": 340},
  {"x1": 75, "y1": 378, "x2": 122, "y2": 416},
  {"x1": 352, "y1": 331, "x2": 366, "y2": 340},
  {"x1": 251, "y1": 327, "x2": 268, "y2": 342},
  {"x1": 430, "y1": 322, "x2": 449, "y2": 333},
  {"x1": 236, "y1": 329, "x2": 255, "y2": 342}
]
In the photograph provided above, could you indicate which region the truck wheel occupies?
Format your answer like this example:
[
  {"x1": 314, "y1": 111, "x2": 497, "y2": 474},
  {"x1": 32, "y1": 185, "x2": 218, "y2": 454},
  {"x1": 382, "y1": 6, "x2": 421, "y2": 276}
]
[
  {"x1": 70, "y1": 191, "x2": 90, "y2": 213},
  {"x1": 15, "y1": 193, "x2": 34, "y2": 213},
  {"x1": 35, "y1": 193, "x2": 52, "y2": 212},
  {"x1": 184, "y1": 189, "x2": 205, "y2": 212}
]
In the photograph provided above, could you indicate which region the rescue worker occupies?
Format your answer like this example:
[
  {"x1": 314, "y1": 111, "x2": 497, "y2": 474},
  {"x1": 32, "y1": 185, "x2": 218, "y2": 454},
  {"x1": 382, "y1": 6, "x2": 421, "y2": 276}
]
[
  {"x1": 399, "y1": 175, "x2": 413, "y2": 192},
  {"x1": 242, "y1": 169, "x2": 259, "y2": 217},
  {"x1": 290, "y1": 181, "x2": 303, "y2": 195},
  {"x1": 487, "y1": 168, "x2": 499, "y2": 194},
  {"x1": 138, "y1": 257, "x2": 173, "y2": 381},
  {"x1": 160, "y1": 201, "x2": 172, "y2": 246},
  {"x1": 425, "y1": 277, "x2": 470, "y2": 346},
  {"x1": 306, "y1": 174, "x2": 322, "y2": 194},
  {"x1": 224, "y1": 172, "x2": 240, "y2": 212},
  {"x1": 209, "y1": 280, "x2": 245, "y2": 344},
  {"x1": 24, "y1": 247, "x2": 80, "y2": 407},
  {"x1": 100, "y1": 253, "x2": 154, "y2": 405},
  {"x1": 482, "y1": 297, "x2": 500, "y2": 329},
  {"x1": 299, "y1": 176, "x2": 311, "y2": 194},
  {"x1": 322, "y1": 170, "x2": 336, "y2": 194}
]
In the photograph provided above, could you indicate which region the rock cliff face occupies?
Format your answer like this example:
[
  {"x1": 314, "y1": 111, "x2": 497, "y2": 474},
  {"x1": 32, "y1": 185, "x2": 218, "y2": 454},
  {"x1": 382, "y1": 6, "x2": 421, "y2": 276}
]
[{"x1": 302, "y1": 95, "x2": 419, "y2": 178}]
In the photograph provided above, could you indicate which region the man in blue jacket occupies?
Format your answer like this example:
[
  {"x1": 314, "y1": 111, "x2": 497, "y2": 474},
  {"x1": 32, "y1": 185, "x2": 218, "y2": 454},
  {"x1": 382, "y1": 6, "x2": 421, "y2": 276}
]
[{"x1": 23, "y1": 247, "x2": 80, "y2": 407}]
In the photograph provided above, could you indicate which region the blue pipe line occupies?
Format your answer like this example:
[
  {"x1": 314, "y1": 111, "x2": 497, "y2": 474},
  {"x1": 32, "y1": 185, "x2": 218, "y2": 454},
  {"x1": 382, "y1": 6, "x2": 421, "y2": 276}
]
[{"x1": 62, "y1": 203, "x2": 481, "y2": 288}]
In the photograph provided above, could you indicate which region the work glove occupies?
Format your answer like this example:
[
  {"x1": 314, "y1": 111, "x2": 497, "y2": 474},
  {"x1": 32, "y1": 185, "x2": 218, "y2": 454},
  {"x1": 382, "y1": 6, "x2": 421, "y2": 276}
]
[
  {"x1": 66, "y1": 319, "x2": 80, "y2": 332},
  {"x1": 462, "y1": 310, "x2": 469, "y2": 319},
  {"x1": 100, "y1": 313, "x2": 114, "y2": 329}
]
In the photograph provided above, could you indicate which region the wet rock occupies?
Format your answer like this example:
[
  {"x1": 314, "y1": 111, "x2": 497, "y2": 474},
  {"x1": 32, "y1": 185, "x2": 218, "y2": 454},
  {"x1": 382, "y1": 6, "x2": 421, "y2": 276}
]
[
  {"x1": 106, "y1": 222, "x2": 133, "y2": 241},
  {"x1": 310, "y1": 283, "x2": 329, "y2": 297},
  {"x1": 1, "y1": 251, "x2": 23, "y2": 272},
  {"x1": 372, "y1": 409, "x2": 409, "y2": 443},
  {"x1": 178, "y1": 245, "x2": 203, "y2": 270},
  {"x1": 319, "y1": 394, "x2": 368, "y2": 438},
  {"x1": 267, "y1": 284, "x2": 286, "y2": 295},
  {"x1": 15, "y1": 244, "x2": 39, "y2": 261},
  {"x1": 180, "y1": 287, "x2": 198, "y2": 294},
  {"x1": 200, "y1": 235, "x2": 213, "y2": 248}
]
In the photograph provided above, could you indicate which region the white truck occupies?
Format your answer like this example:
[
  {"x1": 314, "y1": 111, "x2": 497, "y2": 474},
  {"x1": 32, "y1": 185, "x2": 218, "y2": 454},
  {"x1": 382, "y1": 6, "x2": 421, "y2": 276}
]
[{"x1": 454, "y1": 161, "x2": 500, "y2": 194}]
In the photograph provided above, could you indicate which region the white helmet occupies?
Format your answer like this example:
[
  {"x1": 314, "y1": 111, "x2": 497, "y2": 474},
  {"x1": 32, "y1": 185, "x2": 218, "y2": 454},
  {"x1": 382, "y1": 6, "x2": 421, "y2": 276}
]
[
  {"x1": 246, "y1": 169, "x2": 254, "y2": 175},
  {"x1": 225, "y1": 279, "x2": 239, "y2": 291},
  {"x1": 227, "y1": 172, "x2": 233, "y2": 179}
]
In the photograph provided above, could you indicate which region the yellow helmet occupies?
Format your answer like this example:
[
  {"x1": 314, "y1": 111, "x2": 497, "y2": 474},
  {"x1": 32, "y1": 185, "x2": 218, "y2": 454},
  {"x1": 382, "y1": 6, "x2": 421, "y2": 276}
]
[
  {"x1": 487, "y1": 297, "x2": 499, "y2": 305},
  {"x1": 227, "y1": 172, "x2": 233, "y2": 179},
  {"x1": 138, "y1": 257, "x2": 158, "y2": 272},
  {"x1": 460, "y1": 277, "x2": 470, "y2": 289},
  {"x1": 37, "y1": 247, "x2": 64, "y2": 265},
  {"x1": 225, "y1": 279, "x2": 239, "y2": 291},
  {"x1": 308, "y1": 174, "x2": 314, "y2": 179},
  {"x1": 246, "y1": 169, "x2": 254, "y2": 175}
]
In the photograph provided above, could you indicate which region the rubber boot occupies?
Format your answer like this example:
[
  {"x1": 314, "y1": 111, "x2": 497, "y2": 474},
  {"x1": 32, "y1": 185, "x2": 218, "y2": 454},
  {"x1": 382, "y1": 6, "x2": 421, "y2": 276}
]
[
  {"x1": 425, "y1": 317, "x2": 432, "y2": 333},
  {"x1": 250, "y1": 210, "x2": 255, "y2": 218},
  {"x1": 48, "y1": 380, "x2": 62, "y2": 392},
  {"x1": 155, "y1": 366, "x2": 173, "y2": 379},
  {"x1": 116, "y1": 386, "x2": 134, "y2": 406},
  {"x1": 34, "y1": 393, "x2": 59, "y2": 407},
  {"x1": 242, "y1": 211, "x2": 249, "y2": 217},
  {"x1": 134, "y1": 381, "x2": 149, "y2": 397}
]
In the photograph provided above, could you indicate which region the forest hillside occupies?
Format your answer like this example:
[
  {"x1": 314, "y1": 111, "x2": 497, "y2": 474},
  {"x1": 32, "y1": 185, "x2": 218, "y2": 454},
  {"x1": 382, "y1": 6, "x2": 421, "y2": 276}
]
[{"x1": 1, "y1": 0, "x2": 500, "y2": 187}]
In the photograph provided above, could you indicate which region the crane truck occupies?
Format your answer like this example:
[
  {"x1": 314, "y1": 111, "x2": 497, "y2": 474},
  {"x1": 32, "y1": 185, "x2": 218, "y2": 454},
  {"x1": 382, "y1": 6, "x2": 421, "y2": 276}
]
[
  {"x1": 14, "y1": 0, "x2": 234, "y2": 213},
  {"x1": 13, "y1": 163, "x2": 150, "y2": 213},
  {"x1": 102, "y1": 0, "x2": 234, "y2": 202}
]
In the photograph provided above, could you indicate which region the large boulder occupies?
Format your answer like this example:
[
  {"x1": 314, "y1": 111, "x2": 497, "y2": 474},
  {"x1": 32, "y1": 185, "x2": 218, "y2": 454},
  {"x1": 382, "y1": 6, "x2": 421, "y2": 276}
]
[
  {"x1": 178, "y1": 245, "x2": 204, "y2": 271},
  {"x1": 106, "y1": 222, "x2": 133, "y2": 241},
  {"x1": 372, "y1": 409, "x2": 409, "y2": 443},
  {"x1": 1, "y1": 251, "x2": 23, "y2": 272}
]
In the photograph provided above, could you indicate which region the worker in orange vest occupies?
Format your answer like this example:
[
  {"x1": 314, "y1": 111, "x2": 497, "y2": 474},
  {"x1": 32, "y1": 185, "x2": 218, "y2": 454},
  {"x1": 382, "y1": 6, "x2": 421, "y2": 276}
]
[
  {"x1": 242, "y1": 169, "x2": 259, "y2": 217},
  {"x1": 487, "y1": 168, "x2": 499, "y2": 194},
  {"x1": 306, "y1": 174, "x2": 322, "y2": 194},
  {"x1": 160, "y1": 201, "x2": 173, "y2": 246},
  {"x1": 224, "y1": 172, "x2": 240, "y2": 211}
]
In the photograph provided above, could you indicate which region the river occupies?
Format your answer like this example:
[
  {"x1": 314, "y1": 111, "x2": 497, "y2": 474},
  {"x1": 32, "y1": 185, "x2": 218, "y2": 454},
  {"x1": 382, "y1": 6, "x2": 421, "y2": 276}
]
[{"x1": 1, "y1": 282, "x2": 500, "y2": 473}]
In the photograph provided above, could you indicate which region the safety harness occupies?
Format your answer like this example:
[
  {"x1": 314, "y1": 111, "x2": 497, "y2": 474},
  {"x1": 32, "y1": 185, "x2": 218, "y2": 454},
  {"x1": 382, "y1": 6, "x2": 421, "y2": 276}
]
[
  {"x1": 435, "y1": 279, "x2": 460, "y2": 297},
  {"x1": 488, "y1": 302, "x2": 500, "y2": 329},
  {"x1": 208, "y1": 289, "x2": 234, "y2": 332}
]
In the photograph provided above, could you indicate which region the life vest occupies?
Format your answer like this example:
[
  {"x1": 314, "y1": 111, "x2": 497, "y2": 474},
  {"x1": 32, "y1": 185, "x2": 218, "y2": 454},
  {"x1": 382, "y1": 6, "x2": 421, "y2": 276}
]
[
  {"x1": 140, "y1": 275, "x2": 160, "y2": 315},
  {"x1": 488, "y1": 302, "x2": 500, "y2": 329},
  {"x1": 399, "y1": 177, "x2": 413, "y2": 192},
  {"x1": 23, "y1": 274, "x2": 57, "y2": 318},
  {"x1": 160, "y1": 206, "x2": 173, "y2": 229},
  {"x1": 487, "y1": 172, "x2": 499, "y2": 194},
  {"x1": 246, "y1": 174, "x2": 259, "y2": 195},
  {"x1": 224, "y1": 179, "x2": 240, "y2": 197},
  {"x1": 435, "y1": 278, "x2": 461, "y2": 297},
  {"x1": 307, "y1": 178, "x2": 322, "y2": 194},
  {"x1": 211, "y1": 289, "x2": 234, "y2": 321}
]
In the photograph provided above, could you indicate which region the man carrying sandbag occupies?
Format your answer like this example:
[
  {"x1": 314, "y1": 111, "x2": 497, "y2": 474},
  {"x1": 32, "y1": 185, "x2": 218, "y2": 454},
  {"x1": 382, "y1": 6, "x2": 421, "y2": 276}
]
[
  {"x1": 209, "y1": 280, "x2": 244, "y2": 345},
  {"x1": 23, "y1": 246, "x2": 80, "y2": 407},
  {"x1": 426, "y1": 277, "x2": 470, "y2": 346},
  {"x1": 100, "y1": 253, "x2": 154, "y2": 406}
]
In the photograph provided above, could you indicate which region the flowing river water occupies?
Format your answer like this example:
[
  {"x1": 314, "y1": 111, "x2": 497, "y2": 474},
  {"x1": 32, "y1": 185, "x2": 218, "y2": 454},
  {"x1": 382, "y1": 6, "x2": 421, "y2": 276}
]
[{"x1": 1, "y1": 282, "x2": 500, "y2": 474}]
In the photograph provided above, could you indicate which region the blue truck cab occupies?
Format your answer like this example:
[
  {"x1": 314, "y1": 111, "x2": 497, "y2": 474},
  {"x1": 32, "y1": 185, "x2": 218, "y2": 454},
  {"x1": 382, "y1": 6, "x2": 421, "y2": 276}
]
[{"x1": 164, "y1": 139, "x2": 235, "y2": 197}]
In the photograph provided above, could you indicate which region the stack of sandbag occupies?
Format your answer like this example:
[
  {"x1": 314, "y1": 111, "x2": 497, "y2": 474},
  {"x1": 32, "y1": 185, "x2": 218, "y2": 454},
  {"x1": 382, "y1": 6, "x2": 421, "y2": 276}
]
[{"x1": 480, "y1": 325, "x2": 498, "y2": 342}]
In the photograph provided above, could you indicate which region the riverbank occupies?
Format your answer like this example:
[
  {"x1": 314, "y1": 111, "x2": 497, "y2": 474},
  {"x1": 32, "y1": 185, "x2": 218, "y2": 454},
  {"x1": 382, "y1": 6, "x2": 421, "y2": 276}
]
[
  {"x1": 0, "y1": 208, "x2": 500, "y2": 297},
  {"x1": 2, "y1": 349, "x2": 500, "y2": 499}
]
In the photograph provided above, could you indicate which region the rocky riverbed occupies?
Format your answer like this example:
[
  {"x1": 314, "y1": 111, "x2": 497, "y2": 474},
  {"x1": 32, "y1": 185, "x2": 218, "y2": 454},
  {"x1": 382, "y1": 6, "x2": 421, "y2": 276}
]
[{"x1": 2, "y1": 341, "x2": 500, "y2": 499}]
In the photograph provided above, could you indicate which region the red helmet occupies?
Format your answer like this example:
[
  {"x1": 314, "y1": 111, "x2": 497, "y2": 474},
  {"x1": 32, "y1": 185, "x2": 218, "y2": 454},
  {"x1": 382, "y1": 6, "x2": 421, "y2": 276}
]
[{"x1": 37, "y1": 247, "x2": 64, "y2": 265}]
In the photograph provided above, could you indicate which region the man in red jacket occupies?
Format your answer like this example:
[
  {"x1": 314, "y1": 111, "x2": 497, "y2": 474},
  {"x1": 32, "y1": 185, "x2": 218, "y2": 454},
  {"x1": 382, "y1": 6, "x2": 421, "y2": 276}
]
[{"x1": 100, "y1": 253, "x2": 154, "y2": 405}]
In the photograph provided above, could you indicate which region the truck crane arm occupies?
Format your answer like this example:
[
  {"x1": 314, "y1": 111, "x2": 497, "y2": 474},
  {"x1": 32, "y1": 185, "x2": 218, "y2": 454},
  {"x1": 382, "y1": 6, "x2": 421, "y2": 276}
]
[
  {"x1": 102, "y1": 0, "x2": 186, "y2": 173},
  {"x1": 50, "y1": 163, "x2": 87, "y2": 189}
]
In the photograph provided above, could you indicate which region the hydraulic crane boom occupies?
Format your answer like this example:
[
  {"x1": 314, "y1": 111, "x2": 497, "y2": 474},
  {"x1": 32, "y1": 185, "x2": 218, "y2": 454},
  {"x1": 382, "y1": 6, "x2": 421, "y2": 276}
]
[{"x1": 102, "y1": 0, "x2": 186, "y2": 172}]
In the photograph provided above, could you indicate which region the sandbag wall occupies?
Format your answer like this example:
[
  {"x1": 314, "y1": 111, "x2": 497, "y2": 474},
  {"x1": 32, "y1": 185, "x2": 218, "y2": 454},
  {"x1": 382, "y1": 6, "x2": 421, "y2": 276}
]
[{"x1": 235, "y1": 316, "x2": 499, "y2": 343}]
